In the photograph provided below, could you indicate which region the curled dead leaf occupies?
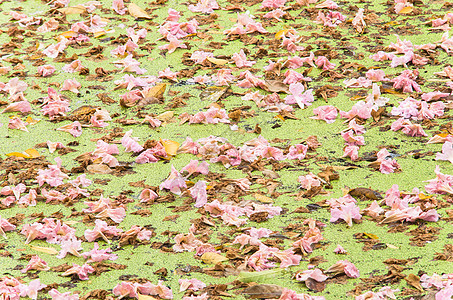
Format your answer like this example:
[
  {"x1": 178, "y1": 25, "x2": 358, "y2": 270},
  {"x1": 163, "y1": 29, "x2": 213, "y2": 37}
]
[
  {"x1": 305, "y1": 278, "x2": 326, "y2": 292},
  {"x1": 144, "y1": 83, "x2": 166, "y2": 99},
  {"x1": 405, "y1": 273, "x2": 423, "y2": 292},
  {"x1": 128, "y1": 3, "x2": 151, "y2": 19},
  {"x1": 160, "y1": 139, "x2": 179, "y2": 156},
  {"x1": 206, "y1": 57, "x2": 229, "y2": 65},
  {"x1": 262, "y1": 80, "x2": 289, "y2": 93},
  {"x1": 201, "y1": 252, "x2": 228, "y2": 264},
  {"x1": 254, "y1": 193, "x2": 273, "y2": 203},
  {"x1": 242, "y1": 284, "x2": 284, "y2": 299},
  {"x1": 30, "y1": 245, "x2": 58, "y2": 255},
  {"x1": 87, "y1": 164, "x2": 113, "y2": 174},
  {"x1": 348, "y1": 188, "x2": 382, "y2": 200}
]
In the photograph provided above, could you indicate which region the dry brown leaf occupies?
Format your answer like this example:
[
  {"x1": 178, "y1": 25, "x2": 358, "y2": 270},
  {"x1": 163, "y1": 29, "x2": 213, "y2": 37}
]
[
  {"x1": 242, "y1": 284, "x2": 284, "y2": 299},
  {"x1": 348, "y1": 188, "x2": 382, "y2": 200},
  {"x1": 254, "y1": 193, "x2": 273, "y2": 203},
  {"x1": 58, "y1": 5, "x2": 86, "y2": 15},
  {"x1": 262, "y1": 80, "x2": 289, "y2": 93},
  {"x1": 161, "y1": 139, "x2": 179, "y2": 156},
  {"x1": 30, "y1": 245, "x2": 58, "y2": 255},
  {"x1": 406, "y1": 273, "x2": 424, "y2": 292},
  {"x1": 206, "y1": 57, "x2": 229, "y2": 65},
  {"x1": 128, "y1": 3, "x2": 151, "y2": 19},
  {"x1": 156, "y1": 111, "x2": 174, "y2": 122},
  {"x1": 200, "y1": 87, "x2": 228, "y2": 102},
  {"x1": 305, "y1": 278, "x2": 326, "y2": 292},
  {"x1": 87, "y1": 164, "x2": 113, "y2": 174},
  {"x1": 143, "y1": 83, "x2": 166, "y2": 99},
  {"x1": 201, "y1": 252, "x2": 228, "y2": 264}
]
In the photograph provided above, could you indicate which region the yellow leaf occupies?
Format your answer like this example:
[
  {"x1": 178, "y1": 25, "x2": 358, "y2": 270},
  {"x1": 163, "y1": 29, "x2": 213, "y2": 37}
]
[
  {"x1": 128, "y1": 3, "x2": 152, "y2": 19},
  {"x1": 59, "y1": 31, "x2": 78, "y2": 39},
  {"x1": 58, "y1": 5, "x2": 86, "y2": 15},
  {"x1": 201, "y1": 252, "x2": 228, "y2": 264},
  {"x1": 93, "y1": 30, "x2": 106, "y2": 38},
  {"x1": 275, "y1": 29, "x2": 293, "y2": 39},
  {"x1": 156, "y1": 111, "x2": 174, "y2": 122},
  {"x1": 398, "y1": 6, "x2": 413, "y2": 14},
  {"x1": 386, "y1": 243, "x2": 399, "y2": 249},
  {"x1": 254, "y1": 193, "x2": 273, "y2": 203},
  {"x1": 206, "y1": 57, "x2": 229, "y2": 65},
  {"x1": 144, "y1": 83, "x2": 166, "y2": 99},
  {"x1": 418, "y1": 193, "x2": 432, "y2": 200},
  {"x1": 161, "y1": 139, "x2": 179, "y2": 156},
  {"x1": 6, "y1": 148, "x2": 39, "y2": 159},
  {"x1": 138, "y1": 293, "x2": 159, "y2": 300},
  {"x1": 24, "y1": 149, "x2": 40, "y2": 158},
  {"x1": 363, "y1": 233, "x2": 379, "y2": 239},
  {"x1": 275, "y1": 115, "x2": 285, "y2": 122},
  {"x1": 25, "y1": 116, "x2": 40, "y2": 125},
  {"x1": 64, "y1": 221, "x2": 79, "y2": 226},
  {"x1": 30, "y1": 245, "x2": 58, "y2": 255}
]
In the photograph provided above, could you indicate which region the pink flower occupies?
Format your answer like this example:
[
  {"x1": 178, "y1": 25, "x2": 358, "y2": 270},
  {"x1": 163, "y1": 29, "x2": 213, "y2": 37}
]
[
  {"x1": 311, "y1": 105, "x2": 338, "y2": 123},
  {"x1": 263, "y1": 8, "x2": 286, "y2": 21},
  {"x1": 112, "y1": 0, "x2": 126, "y2": 14},
  {"x1": 158, "y1": 67, "x2": 179, "y2": 81},
  {"x1": 95, "y1": 207, "x2": 126, "y2": 223},
  {"x1": 21, "y1": 255, "x2": 49, "y2": 273},
  {"x1": 8, "y1": 117, "x2": 28, "y2": 132},
  {"x1": 121, "y1": 130, "x2": 144, "y2": 153},
  {"x1": 391, "y1": 97, "x2": 420, "y2": 119},
  {"x1": 160, "y1": 165, "x2": 187, "y2": 195},
  {"x1": 0, "y1": 216, "x2": 16, "y2": 238},
  {"x1": 342, "y1": 144, "x2": 359, "y2": 161},
  {"x1": 295, "y1": 268, "x2": 328, "y2": 282},
  {"x1": 341, "y1": 130, "x2": 365, "y2": 146},
  {"x1": 61, "y1": 79, "x2": 81, "y2": 93},
  {"x1": 159, "y1": 34, "x2": 187, "y2": 54},
  {"x1": 392, "y1": 69, "x2": 422, "y2": 93},
  {"x1": 173, "y1": 231, "x2": 203, "y2": 252},
  {"x1": 189, "y1": 181, "x2": 208, "y2": 208},
  {"x1": 291, "y1": 227, "x2": 323, "y2": 254},
  {"x1": 48, "y1": 289, "x2": 80, "y2": 300},
  {"x1": 334, "y1": 245, "x2": 347, "y2": 254},
  {"x1": 56, "y1": 121, "x2": 82, "y2": 137},
  {"x1": 57, "y1": 237, "x2": 82, "y2": 259},
  {"x1": 326, "y1": 260, "x2": 360, "y2": 278},
  {"x1": 84, "y1": 219, "x2": 123, "y2": 243},
  {"x1": 340, "y1": 100, "x2": 372, "y2": 119},
  {"x1": 286, "y1": 144, "x2": 308, "y2": 160},
  {"x1": 232, "y1": 49, "x2": 256, "y2": 68},
  {"x1": 114, "y1": 55, "x2": 146, "y2": 74},
  {"x1": 36, "y1": 157, "x2": 69, "y2": 187},
  {"x1": 284, "y1": 83, "x2": 314, "y2": 109},
  {"x1": 436, "y1": 141, "x2": 453, "y2": 164},
  {"x1": 315, "y1": 56, "x2": 336, "y2": 70},
  {"x1": 81, "y1": 242, "x2": 118, "y2": 263},
  {"x1": 188, "y1": 0, "x2": 219, "y2": 13},
  {"x1": 262, "y1": 0, "x2": 286, "y2": 8},
  {"x1": 366, "y1": 69, "x2": 387, "y2": 81},
  {"x1": 62, "y1": 60, "x2": 84, "y2": 73},
  {"x1": 18, "y1": 279, "x2": 46, "y2": 300},
  {"x1": 179, "y1": 279, "x2": 206, "y2": 292},
  {"x1": 181, "y1": 160, "x2": 209, "y2": 176},
  {"x1": 362, "y1": 200, "x2": 384, "y2": 218},
  {"x1": 2, "y1": 100, "x2": 32, "y2": 113},
  {"x1": 113, "y1": 282, "x2": 138, "y2": 298},
  {"x1": 139, "y1": 188, "x2": 159, "y2": 203},
  {"x1": 330, "y1": 203, "x2": 361, "y2": 227},
  {"x1": 298, "y1": 173, "x2": 321, "y2": 190},
  {"x1": 283, "y1": 70, "x2": 310, "y2": 85},
  {"x1": 137, "y1": 280, "x2": 173, "y2": 299},
  {"x1": 61, "y1": 263, "x2": 95, "y2": 280}
]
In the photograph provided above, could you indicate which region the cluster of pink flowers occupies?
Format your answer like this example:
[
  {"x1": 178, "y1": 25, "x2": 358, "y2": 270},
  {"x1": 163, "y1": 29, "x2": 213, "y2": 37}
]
[
  {"x1": 248, "y1": 244, "x2": 301, "y2": 271},
  {"x1": 113, "y1": 280, "x2": 173, "y2": 299},
  {"x1": 223, "y1": 11, "x2": 267, "y2": 35}
]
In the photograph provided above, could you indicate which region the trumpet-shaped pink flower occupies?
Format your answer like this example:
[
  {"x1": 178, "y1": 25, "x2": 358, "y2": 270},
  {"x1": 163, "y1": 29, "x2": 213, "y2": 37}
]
[
  {"x1": 334, "y1": 244, "x2": 347, "y2": 254},
  {"x1": 96, "y1": 207, "x2": 126, "y2": 223},
  {"x1": 139, "y1": 188, "x2": 159, "y2": 203},
  {"x1": 436, "y1": 141, "x2": 453, "y2": 164},
  {"x1": 326, "y1": 260, "x2": 360, "y2": 278},
  {"x1": 285, "y1": 83, "x2": 314, "y2": 109},
  {"x1": 36, "y1": 158, "x2": 69, "y2": 187},
  {"x1": 84, "y1": 219, "x2": 123, "y2": 243},
  {"x1": 286, "y1": 144, "x2": 308, "y2": 160},
  {"x1": 8, "y1": 117, "x2": 28, "y2": 132},
  {"x1": 0, "y1": 216, "x2": 16, "y2": 238},
  {"x1": 61, "y1": 263, "x2": 95, "y2": 280},
  {"x1": 291, "y1": 227, "x2": 323, "y2": 254},
  {"x1": 18, "y1": 279, "x2": 46, "y2": 300},
  {"x1": 56, "y1": 121, "x2": 82, "y2": 137},
  {"x1": 81, "y1": 242, "x2": 118, "y2": 263},
  {"x1": 48, "y1": 289, "x2": 80, "y2": 300},
  {"x1": 296, "y1": 268, "x2": 328, "y2": 282},
  {"x1": 298, "y1": 173, "x2": 321, "y2": 190},
  {"x1": 61, "y1": 79, "x2": 81, "y2": 93},
  {"x1": 158, "y1": 67, "x2": 179, "y2": 80},
  {"x1": 343, "y1": 145, "x2": 359, "y2": 161},
  {"x1": 112, "y1": 0, "x2": 126, "y2": 14},
  {"x1": 189, "y1": 181, "x2": 208, "y2": 208},
  {"x1": 57, "y1": 237, "x2": 82, "y2": 259},
  {"x1": 232, "y1": 49, "x2": 256, "y2": 68},
  {"x1": 159, "y1": 35, "x2": 187, "y2": 54},
  {"x1": 392, "y1": 69, "x2": 422, "y2": 93},
  {"x1": 2, "y1": 100, "x2": 31, "y2": 113},
  {"x1": 311, "y1": 105, "x2": 338, "y2": 123},
  {"x1": 188, "y1": 0, "x2": 219, "y2": 13},
  {"x1": 340, "y1": 101, "x2": 372, "y2": 119},
  {"x1": 121, "y1": 130, "x2": 144, "y2": 153},
  {"x1": 21, "y1": 255, "x2": 49, "y2": 273},
  {"x1": 181, "y1": 160, "x2": 209, "y2": 176},
  {"x1": 173, "y1": 231, "x2": 203, "y2": 252},
  {"x1": 330, "y1": 203, "x2": 361, "y2": 227},
  {"x1": 113, "y1": 281, "x2": 138, "y2": 298},
  {"x1": 179, "y1": 279, "x2": 206, "y2": 292},
  {"x1": 160, "y1": 165, "x2": 187, "y2": 195}
]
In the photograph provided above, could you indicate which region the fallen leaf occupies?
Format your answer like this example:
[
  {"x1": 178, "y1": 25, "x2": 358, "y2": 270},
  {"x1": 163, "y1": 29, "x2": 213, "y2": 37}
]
[
  {"x1": 386, "y1": 243, "x2": 399, "y2": 249},
  {"x1": 156, "y1": 111, "x2": 174, "y2": 122},
  {"x1": 6, "y1": 148, "x2": 40, "y2": 159},
  {"x1": 363, "y1": 232, "x2": 379, "y2": 239},
  {"x1": 206, "y1": 57, "x2": 229, "y2": 65},
  {"x1": 241, "y1": 284, "x2": 284, "y2": 299},
  {"x1": 59, "y1": 31, "x2": 78, "y2": 39},
  {"x1": 348, "y1": 188, "x2": 382, "y2": 200},
  {"x1": 199, "y1": 87, "x2": 228, "y2": 102},
  {"x1": 262, "y1": 80, "x2": 289, "y2": 93},
  {"x1": 58, "y1": 5, "x2": 86, "y2": 15},
  {"x1": 128, "y1": 3, "x2": 151, "y2": 19},
  {"x1": 87, "y1": 164, "x2": 113, "y2": 174},
  {"x1": 143, "y1": 83, "x2": 166, "y2": 99},
  {"x1": 305, "y1": 278, "x2": 326, "y2": 292},
  {"x1": 398, "y1": 6, "x2": 413, "y2": 14},
  {"x1": 254, "y1": 193, "x2": 273, "y2": 203},
  {"x1": 238, "y1": 269, "x2": 286, "y2": 283},
  {"x1": 405, "y1": 273, "x2": 423, "y2": 292},
  {"x1": 201, "y1": 252, "x2": 228, "y2": 264},
  {"x1": 30, "y1": 245, "x2": 58, "y2": 255},
  {"x1": 160, "y1": 139, "x2": 179, "y2": 156},
  {"x1": 138, "y1": 294, "x2": 159, "y2": 300}
]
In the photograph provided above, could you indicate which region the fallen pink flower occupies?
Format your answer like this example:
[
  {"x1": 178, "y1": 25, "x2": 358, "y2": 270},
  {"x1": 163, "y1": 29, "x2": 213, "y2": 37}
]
[
  {"x1": 160, "y1": 165, "x2": 187, "y2": 195},
  {"x1": 56, "y1": 121, "x2": 82, "y2": 137},
  {"x1": 189, "y1": 181, "x2": 208, "y2": 208},
  {"x1": 61, "y1": 263, "x2": 95, "y2": 281},
  {"x1": 18, "y1": 279, "x2": 46, "y2": 300},
  {"x1": 188, "y1": 0, "x2": 219, "y2": 13},
  {"x1": 0, "y1": 216, "x2": 16, "y2": 238},
  {"x1": 81, "y1": 242, "x2": 118, "y2": 263},
  {"x1": 84, "y1": 219, "x2": 123, "y2": 243},
  {"x1": 57, "y1": 237, "x2": 83, "y2": 259},
  {"x1": 2, "y1": 100, "x2": 31, "y2": 113},
  {"x1": 48, "y1": 289, "x2": 80, "y2": 300},
  {"x1": 8, "y1": 117, "x2": 28, "y2": 132},
  {"x1": 232, "y1": 49, "x2": 256, "y2": 68},
  {"x1": 139, "y1": 188, "x2": 159, "y2": 203},
  {"x1": 95, "y1": 207, "x2": 126, "y2": 223},
  {"x1": 436, "y1": 141, "x2": 453, "y2": 164},
  {"x1": 334, "y1": 244, "x2": 347, "y2": 254},
  {"x1": 330, "y1": 203, "x2": 361, "y2": 227},
  {"x1": 21, "y1": 255, "x2": 50, "y2": 273},
  {"x1": 173, "y1": 231, "x2": 203, "y2": 252},
  {"x1": 179, "y1": 278, "x2": 206, "y2": 292},
  {"x1": 295, "y1": 268, "x2": 328, "y2": 282},
  {"x1": 311, "y1": 105, "x2": 338, "y2": 123},
  {"x1": 112, "y1": 0, "x2": 126, "y2": 14},
  {"x1": 121, "y1": 130, "x2": 144, "y2": 153},
  {"x1": 326, "y1": 260, "x2": 360, "y2": 278}
]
